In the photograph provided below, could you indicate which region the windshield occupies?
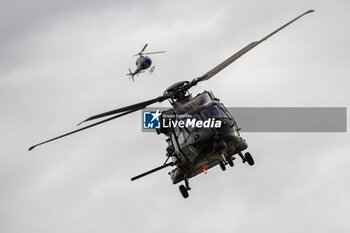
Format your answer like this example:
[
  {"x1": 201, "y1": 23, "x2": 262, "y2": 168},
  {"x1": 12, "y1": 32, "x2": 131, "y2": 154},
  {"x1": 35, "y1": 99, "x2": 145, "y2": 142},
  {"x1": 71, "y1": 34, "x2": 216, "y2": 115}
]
[
  {"x1": 217, "y1": 103, "x2": 232, "y2": 118},
  {"x1": 201, "y1": 105, "x2": 228, "y2": 119}
]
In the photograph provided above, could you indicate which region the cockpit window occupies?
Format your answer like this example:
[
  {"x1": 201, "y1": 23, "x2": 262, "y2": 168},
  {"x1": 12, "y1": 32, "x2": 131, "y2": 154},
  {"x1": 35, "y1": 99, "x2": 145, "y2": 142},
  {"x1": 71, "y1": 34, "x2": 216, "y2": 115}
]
[
  {"x1": 176, "y1": 114, "x2": 200, "y2": 143},
  {"x1": 201, "y1": 105, "x2": 228, "y2": 119},
  {"x1": 181, "y1": 128, "x2": 189, "y2": 141},
  {"x1": 217, "y1": 103, "x2": 232, "y2": 118},
  {"x1": 181, "y1": 114, "x2": 200, "y2": 132}
]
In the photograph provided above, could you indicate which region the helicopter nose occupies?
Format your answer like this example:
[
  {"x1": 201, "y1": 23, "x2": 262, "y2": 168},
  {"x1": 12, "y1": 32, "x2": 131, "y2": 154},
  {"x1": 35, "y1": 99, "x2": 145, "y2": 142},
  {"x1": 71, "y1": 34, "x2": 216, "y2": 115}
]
[{"x1": 235, "y1": 138, "x2": 248, "y2": 151}]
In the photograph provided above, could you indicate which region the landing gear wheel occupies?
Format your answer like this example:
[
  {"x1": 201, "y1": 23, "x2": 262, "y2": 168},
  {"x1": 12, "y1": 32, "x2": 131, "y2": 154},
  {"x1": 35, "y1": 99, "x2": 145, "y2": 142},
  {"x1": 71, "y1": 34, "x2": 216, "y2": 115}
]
[
  {"x1": 219, "y1": 161, "x2": 226, "y2": 171},
  {"x1": 238, "y1": 151, "x2": 246, "y2": 163},
  {"x1": 179, "y1": 185, "x2": 189, "y2": 198},
  {"x1": 245, "y1": 152, "x2": 255, "y2": 166},
  {"x1": 227, "y1": 157, "x2": 234, "y2": 167}
]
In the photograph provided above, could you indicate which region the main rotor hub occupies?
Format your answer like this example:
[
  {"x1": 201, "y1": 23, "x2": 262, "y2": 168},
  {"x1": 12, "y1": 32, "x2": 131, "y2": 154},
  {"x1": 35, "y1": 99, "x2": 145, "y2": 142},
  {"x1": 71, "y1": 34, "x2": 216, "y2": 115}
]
[{"x1": 164, "y1": 81, "x2": 192, "y2": 102}]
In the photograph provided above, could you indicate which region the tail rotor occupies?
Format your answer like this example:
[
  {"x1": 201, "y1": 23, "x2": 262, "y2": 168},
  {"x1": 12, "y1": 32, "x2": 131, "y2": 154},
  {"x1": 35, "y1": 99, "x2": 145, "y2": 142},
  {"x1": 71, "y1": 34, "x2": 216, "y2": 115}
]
[{"x1": 127, "y1": 68, "x2": 135, "y2": 82}]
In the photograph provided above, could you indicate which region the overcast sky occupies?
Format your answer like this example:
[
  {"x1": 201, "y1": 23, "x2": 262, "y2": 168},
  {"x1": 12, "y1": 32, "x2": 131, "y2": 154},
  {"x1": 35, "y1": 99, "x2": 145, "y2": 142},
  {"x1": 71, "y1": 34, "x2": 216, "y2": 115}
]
[{"x1": 1, "y1": 0, "x2": 349, "y2": 233}]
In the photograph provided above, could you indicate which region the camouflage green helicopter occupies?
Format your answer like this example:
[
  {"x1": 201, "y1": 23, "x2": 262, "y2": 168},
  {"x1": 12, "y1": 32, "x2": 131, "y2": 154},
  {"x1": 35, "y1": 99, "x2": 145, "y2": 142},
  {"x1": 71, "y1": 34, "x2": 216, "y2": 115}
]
[{"x1": 29, "y1": 10, "x2": 314, "y2": 198}]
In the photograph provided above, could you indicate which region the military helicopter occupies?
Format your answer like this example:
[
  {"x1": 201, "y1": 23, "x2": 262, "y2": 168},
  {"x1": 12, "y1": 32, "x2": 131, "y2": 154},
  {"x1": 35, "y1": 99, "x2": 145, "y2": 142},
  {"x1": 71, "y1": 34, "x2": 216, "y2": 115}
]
[
  {"x1": 127, "y1": 43, "x2": 165, "y2": 81},
  {"x1": 29, "y1": 10, "x2": 314, "y2": 198}
]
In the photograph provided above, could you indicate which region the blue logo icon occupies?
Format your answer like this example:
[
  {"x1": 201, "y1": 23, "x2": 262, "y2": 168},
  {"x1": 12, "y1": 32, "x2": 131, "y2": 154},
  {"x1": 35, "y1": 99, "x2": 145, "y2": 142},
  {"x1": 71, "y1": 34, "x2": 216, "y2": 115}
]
[{"x1": 143, "y1": 110, "x2": 161, "y2": 129}]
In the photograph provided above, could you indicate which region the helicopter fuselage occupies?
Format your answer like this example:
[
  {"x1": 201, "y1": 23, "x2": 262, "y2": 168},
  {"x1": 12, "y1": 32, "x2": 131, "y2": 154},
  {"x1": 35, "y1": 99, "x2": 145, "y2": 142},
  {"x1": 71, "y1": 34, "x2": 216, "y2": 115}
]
[
  {"x1": 130, "y1": 56, "x2": 152, "y2": 78},
  {"x1": 157, "y1": 91, "x2": 248, "y2": 184},
  {"x1": 136, "y1": 55, "x2": 152, "y2": 69}
]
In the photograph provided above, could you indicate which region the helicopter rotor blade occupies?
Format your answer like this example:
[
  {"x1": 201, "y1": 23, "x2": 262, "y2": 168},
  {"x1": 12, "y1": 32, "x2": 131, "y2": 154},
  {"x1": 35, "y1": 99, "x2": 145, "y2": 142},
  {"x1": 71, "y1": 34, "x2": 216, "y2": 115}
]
[
  {"x1": 28, "y1": 107, "x2": 144, "y2": 151},
  {"x1": 194, "y1": 9, "x2": 314, "y2": 83},
  {"x1": 29, "y1": 94, "x2": 170, "y2": 151},
  {"x1": 140, "y1": 43, "x2": 148, "y2": 54},
  {"x1": 78, "y1": 95, "x2": 169, "y2": 125},
  {"x1": 133, "y1": 43, "x2": 149, "y2": 56},
  {"x1": 142, "y1": 51, "x2": 166, "y2": 55}
]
